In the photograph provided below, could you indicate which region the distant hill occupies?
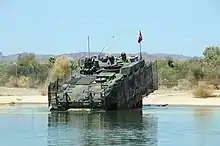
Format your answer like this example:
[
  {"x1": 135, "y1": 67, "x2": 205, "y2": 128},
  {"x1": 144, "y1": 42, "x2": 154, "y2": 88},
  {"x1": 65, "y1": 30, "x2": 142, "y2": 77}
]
[{"x1": 0, "y1": 52, "x2": 195, "y2": 63}]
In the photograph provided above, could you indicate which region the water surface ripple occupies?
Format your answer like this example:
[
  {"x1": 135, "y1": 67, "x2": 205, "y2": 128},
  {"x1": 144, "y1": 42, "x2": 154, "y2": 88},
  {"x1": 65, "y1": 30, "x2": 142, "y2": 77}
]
[{"x1": 0, "y1": 105, "x2": 219, "y2": 146}]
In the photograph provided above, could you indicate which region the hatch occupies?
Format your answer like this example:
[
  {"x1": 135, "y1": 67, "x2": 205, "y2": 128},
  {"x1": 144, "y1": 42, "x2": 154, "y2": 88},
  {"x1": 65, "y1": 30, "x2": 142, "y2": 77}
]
[
  {"x1": 96, "y1": 72, "x2": 115, "y2": 79},
  {"x1": 75, "y1": 76, "x2": 96, "y2": 85}
]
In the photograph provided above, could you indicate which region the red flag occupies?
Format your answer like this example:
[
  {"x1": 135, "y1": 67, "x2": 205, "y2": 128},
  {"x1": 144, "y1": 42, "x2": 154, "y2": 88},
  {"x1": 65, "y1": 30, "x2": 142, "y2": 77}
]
[{"x1": 138, "y1": 31, "x2": 143, "y2": 43}]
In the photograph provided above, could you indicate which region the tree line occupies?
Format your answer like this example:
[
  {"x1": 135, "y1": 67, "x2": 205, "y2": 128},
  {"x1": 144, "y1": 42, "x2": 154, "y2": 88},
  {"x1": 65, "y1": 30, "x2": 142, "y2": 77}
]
[
  {"x1": 158, "y1": 46, "x2": 220, "y2": 90},
  {"x1": 0, "y1": 46, "x2": 220, "y2": 90}
]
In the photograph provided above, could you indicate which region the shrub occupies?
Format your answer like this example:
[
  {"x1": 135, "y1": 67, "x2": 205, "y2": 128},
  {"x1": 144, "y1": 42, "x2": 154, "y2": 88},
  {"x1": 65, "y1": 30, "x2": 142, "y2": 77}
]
[
  {"x1": 49, "y1": 56, "x2": 71, "y2": 83},
  {"x1": 192, "y1": 82, "x2": 214, "y2": 98}
]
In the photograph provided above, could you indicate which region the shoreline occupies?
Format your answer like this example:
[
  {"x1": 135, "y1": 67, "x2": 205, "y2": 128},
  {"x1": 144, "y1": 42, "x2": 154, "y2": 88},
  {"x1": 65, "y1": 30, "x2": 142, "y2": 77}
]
[
  {"x1": 0, "y1": 95, "x2": 47, "y2": 105},
  {"x1": 0, "y1": 96, "x2": 220, "y2": 107},
  {"x1": 0, "y1": 87, "x2": 220, "y2": 107},
  {"x1": 143, "y1": 90, "x2": 220, "y2": 107}
]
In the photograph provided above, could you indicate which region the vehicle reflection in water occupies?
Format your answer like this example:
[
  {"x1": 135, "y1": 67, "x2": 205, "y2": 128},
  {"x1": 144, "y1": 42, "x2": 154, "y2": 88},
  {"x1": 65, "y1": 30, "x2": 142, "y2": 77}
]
[{"x1": 47, "y1": 110, "x2": 158, "y2": 146}]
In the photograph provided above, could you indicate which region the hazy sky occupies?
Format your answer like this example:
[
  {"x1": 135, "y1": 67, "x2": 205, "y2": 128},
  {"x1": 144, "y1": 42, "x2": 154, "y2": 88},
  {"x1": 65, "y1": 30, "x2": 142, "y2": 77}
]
[{"x1": 0, "y1": 0, "x2": 220, "y2": 56}]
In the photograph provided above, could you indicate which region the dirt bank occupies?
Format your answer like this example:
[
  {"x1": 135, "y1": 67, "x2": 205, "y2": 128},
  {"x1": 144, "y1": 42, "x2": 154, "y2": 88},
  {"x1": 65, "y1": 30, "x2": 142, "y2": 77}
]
[
  {"x1": 1, "y1": 87, "x2": 220, "y2": 107},
  {"x1": 0, "y1": 87, "x2": 47, "y2": 105},
  {"x1": 143, "y1": 90, "x2": 220, "y2": 106}
]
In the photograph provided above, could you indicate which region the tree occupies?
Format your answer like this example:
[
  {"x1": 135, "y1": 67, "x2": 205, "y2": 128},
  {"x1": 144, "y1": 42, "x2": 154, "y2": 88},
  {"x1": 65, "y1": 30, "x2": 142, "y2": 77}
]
[
  {"x1": 203, "y1": 46, "x2": 220, "y2": 66},
  {"x1": 17, "y1": 53, "x2": 38, "y2": 67}
]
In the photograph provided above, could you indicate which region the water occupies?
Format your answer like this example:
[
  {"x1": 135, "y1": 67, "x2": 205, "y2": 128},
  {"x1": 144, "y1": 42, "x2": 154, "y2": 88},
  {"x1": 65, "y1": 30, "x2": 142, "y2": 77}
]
[{"x1": 0, "y1": 105, "x2": 219, "y2": 146}]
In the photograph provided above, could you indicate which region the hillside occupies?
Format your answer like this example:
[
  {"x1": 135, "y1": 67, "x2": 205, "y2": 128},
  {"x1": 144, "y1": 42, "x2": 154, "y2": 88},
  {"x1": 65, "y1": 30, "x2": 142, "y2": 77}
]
[{"x1": 0, "y1": 51, "x2": 194, "y2": 62}]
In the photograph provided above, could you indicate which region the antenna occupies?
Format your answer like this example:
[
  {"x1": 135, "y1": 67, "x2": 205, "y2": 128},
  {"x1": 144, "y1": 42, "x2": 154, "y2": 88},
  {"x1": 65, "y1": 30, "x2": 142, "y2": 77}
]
[
  {"x1": 98, "y1": 30, "x2": 128, "y2": 56},
  {"x1": 99, "y1": 36, "x2": 115, "y2": 56},
  {"x1": 87, "y1": 36, "x2": 90, "y2": 58}
]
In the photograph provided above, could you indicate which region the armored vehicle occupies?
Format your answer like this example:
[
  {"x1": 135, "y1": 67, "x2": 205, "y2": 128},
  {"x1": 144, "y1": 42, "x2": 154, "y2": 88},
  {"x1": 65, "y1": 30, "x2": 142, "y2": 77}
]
[{"x1": 48, "y1": 52, "x2": 158, "y2": 111}]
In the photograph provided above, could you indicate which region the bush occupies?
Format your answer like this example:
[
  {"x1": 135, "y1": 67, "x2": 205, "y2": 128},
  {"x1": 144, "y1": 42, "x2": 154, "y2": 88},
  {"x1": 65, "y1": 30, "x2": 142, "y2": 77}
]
[
  {"x1": 49, "y1": 56, "x2": 71, "y2": 83},
  {"x1": 192, "y1": 82, "x2": 214, "y2": 98}
]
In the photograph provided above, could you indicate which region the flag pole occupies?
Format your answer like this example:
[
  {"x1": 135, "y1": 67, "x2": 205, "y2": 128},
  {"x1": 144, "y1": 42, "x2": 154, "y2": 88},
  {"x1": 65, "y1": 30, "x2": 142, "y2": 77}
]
[
  {"x1": 138, "y1": 31, "x2": 143, "y2": 60},
  {"x1": 87, "y1": 36, "x2": 90, "y2": 58},
  {"x1": 140, "y1": 42, "x2": 142, "y2": 60}
]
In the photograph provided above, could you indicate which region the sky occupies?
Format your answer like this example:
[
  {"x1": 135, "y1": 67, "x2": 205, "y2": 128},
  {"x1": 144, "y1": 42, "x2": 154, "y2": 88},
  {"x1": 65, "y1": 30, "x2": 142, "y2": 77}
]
[{"x1": 0, "y1": 0, "x2": 220, "y2": 56}]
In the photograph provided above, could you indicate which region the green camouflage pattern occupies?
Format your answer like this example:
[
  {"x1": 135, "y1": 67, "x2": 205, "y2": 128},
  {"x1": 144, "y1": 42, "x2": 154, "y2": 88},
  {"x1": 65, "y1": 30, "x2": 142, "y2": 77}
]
[{"x1": 48, "y1": 54, "x2": 158, "y2": 111}]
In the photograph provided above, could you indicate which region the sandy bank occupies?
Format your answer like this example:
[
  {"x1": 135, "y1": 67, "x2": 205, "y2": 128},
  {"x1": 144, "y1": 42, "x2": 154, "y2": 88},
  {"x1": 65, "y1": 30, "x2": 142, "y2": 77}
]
[
  {"x1": 0, "y1": 87, "x2": 47, "y2": 105},
  {"x1": 1, "y1": 93, "x2": 220, "y2": 107},
  {"x1": 0, "y1": 95, "x2": 47, "y2": 104},
  {"x1": 1, "y1": 87, "x2": 220, "y2": 107},
  {"x1": 0, "y1": 87, "x2": 41, "y2": 96},
  {"x1": 143, "y1": 90, "x2": 220, "y2": 106}
]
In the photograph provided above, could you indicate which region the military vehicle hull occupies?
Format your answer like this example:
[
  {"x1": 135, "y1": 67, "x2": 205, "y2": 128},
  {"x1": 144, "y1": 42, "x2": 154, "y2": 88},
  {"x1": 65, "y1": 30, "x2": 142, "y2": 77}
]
[{"x1": 48, "y1": 59, "x2": 158, "y2": 111}]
